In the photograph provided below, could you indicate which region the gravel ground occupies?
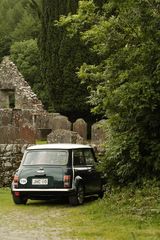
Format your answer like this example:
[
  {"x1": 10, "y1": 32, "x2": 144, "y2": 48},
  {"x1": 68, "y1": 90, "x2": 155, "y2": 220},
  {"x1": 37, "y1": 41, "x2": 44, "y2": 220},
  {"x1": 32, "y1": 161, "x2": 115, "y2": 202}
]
[{"x1": 0, "y1": 200, "x2": 72, "y2": 240}]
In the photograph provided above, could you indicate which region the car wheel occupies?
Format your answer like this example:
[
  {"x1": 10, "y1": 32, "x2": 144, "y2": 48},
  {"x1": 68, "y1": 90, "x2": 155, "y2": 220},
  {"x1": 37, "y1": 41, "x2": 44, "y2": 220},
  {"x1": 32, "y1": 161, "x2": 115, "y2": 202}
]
[
  {"x1": 12, "y1": 193, "x2": 27, "y2": 205},
  {"x1": 69, "y1": 184, "x2": 84, "y2": 206}
]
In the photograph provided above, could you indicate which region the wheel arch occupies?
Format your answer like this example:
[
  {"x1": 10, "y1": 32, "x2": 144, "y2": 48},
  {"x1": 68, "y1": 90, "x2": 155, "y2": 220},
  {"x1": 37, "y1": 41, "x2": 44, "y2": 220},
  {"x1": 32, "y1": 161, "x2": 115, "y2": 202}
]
[{"x1": 73, "y1": 176, "x2": 85, "y2": 191}]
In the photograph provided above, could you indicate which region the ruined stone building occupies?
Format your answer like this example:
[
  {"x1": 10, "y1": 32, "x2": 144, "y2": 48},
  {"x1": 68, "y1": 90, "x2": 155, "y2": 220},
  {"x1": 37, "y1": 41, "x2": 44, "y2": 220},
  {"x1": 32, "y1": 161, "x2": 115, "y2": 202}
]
[
  {"x1": 0, "y1": 57, "x2": 46, "y2": 144},
  {"x1": 0, "y1": 56, "x2": 106, "y2": 145},
  {"x1": 0, "y1": 57, "x2": 44, "y2": 111},
  {"x1": 0, "y1": 57, "x2": 85, "y2": 144},
  {"x1": 0, "y1": 57, "x2": 106, "y2": 186}
]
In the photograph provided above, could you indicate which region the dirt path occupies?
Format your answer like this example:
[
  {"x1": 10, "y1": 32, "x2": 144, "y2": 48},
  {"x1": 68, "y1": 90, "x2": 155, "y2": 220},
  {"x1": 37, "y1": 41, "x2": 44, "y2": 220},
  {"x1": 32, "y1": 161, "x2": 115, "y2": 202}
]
[
  {"x1": 0, "y1": 200, "x2": 73, "y2": 240},
  {"x1": 0, "y1": 190, "x2": 100, "y2": 240}
]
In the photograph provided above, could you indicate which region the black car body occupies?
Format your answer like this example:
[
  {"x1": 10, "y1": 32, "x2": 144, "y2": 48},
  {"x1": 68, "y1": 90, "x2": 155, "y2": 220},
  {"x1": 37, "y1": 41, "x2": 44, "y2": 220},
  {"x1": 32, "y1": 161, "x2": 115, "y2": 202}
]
[{"x1": 11, "y1": 143, "x2": 105, "y2": 205}]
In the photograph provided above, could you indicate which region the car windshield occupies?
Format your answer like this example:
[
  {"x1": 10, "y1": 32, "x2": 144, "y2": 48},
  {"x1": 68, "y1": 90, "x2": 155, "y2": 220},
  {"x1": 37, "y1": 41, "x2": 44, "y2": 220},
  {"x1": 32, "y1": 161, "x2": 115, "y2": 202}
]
[{"x1": 23, "y1": 150, "x2": 68, "y2": 165}]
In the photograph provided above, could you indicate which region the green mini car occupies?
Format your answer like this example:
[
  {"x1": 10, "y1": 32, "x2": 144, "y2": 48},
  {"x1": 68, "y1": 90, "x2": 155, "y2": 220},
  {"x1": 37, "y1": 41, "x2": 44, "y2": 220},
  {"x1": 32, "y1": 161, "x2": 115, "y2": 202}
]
[{"x1": 11, "y1": 143, "x2": 105, "y2": 206}]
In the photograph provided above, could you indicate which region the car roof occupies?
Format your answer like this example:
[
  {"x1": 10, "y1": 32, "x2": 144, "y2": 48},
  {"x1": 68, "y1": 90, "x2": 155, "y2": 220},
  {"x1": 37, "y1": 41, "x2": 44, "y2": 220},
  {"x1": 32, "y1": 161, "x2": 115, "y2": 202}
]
[{"x1": 27, "y1": 143, "x2": 92, "y2": 150}]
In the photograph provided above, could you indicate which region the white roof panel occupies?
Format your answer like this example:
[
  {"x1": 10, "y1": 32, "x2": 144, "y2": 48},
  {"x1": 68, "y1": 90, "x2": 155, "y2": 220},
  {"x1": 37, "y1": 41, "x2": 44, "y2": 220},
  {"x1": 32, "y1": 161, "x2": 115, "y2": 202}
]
[{"x1": 27, "y1": 143, "x2": 92, "y2": 150}]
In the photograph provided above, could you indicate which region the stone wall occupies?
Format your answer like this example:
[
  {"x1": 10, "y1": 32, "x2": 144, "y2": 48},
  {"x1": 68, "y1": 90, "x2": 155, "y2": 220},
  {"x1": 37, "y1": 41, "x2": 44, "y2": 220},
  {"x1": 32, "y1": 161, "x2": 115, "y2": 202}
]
[
  {"x1": 0, "y1": 120, "x2": 107, "y2": 186},
  {"x1": 0, "y1": 108, "x2": 106, "y2": 145},
  {"x1": 0, "y1": 109, "x2": 36, "y2": 144},
  {"x1": 0, "y1": 57, "x2": 107, "y2": 145},
  {"x1": 0, "y1": 144, "x2": 30, "y2": 187}
]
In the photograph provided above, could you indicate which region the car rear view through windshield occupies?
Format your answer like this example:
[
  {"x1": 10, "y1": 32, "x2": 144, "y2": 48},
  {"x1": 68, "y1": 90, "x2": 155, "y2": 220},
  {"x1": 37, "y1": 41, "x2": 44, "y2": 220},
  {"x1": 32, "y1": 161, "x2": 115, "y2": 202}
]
[{"x1": 23, "y1": 150, "x2": 68, "y2": 165}]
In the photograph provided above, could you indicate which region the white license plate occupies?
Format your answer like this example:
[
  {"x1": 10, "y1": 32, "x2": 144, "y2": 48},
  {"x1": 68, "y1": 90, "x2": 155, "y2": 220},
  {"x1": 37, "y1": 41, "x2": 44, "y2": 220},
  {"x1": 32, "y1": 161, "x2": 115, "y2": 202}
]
[{"x1": 32, "y1": 178, "x2": 48, "y2": 185}]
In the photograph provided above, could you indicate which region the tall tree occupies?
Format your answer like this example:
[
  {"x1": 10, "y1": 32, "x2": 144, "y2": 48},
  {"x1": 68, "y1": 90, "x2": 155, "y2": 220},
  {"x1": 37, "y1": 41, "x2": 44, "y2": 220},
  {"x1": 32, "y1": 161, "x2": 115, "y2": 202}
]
[
  {"x1": 39, "y1": 0, "x2": 96, "y2": 119},
  {"x1": 61, "y1": 0, "x2": 160, "y2": 184}
]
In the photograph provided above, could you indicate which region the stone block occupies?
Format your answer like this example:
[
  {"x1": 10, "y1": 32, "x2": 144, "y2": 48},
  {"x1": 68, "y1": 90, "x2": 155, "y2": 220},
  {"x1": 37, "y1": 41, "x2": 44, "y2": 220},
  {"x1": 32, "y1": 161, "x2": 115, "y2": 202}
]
[
  {"x1": 12, "y1": 109, "x2": 23, "y2": 127},
  {"x1": 50, "y1": 115, "x2": 71, "y2": 131},
  {"x1": 0, "y1": 123, "x2": 36, "y2": 144},
  {"x1": 47, "y1": 129, "x2": 84, "y2": 144},
  {"x1": 0, "y1": 126, "x2": 20, "y2": 144},
  {"x1": 73, "y1": 118, "x2": 87, "y2": 139},
  {"x1": 19, "y1": 123, "x2": 36, "y2": 144},
  {"x1": 0, "y1": 109, "x2": 12, "y2": 126}
]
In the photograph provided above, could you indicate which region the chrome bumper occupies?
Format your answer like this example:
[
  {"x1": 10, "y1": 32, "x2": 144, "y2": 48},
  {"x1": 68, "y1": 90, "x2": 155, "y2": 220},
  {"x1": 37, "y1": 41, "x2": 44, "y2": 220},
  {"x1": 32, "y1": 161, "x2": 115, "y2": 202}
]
[{"x1": 11, "y1": 188, "x2": 74, "y2": 192}]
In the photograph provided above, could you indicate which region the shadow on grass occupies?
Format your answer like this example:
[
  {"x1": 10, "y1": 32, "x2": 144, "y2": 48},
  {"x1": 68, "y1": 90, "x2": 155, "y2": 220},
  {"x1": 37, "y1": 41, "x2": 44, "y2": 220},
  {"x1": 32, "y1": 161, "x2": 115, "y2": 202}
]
[{"x1": 26, "y1": 195, "x2": 99, "y2": 207}]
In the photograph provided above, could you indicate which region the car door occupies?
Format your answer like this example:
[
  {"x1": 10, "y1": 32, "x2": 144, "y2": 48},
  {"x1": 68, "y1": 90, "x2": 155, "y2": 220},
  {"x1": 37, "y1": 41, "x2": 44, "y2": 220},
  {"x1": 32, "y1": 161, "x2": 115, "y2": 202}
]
[
  {"x1": 83, "y1": 148, "x2": 101, "y2": 194},
  {"x1": 73, "y1": 149, "x2": 90, "y2": 193}
]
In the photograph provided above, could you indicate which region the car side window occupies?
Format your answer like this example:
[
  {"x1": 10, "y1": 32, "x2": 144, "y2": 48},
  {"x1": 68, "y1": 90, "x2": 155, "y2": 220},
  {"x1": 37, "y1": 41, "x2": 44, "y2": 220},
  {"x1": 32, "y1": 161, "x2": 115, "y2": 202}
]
[
  {"x1": 84, "y1": 149, "x2": 95, "y2": 166},
  {"x1": 73, "y1": 149, "x2": 85, "y2": 166}
]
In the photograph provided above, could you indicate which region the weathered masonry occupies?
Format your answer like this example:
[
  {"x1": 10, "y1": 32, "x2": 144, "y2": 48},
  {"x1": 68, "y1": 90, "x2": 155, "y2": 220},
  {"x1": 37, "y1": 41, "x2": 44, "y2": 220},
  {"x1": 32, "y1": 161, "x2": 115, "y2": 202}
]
[
  {"x1": 0, "y1": 57, "x2": 106, "y2": 145},
  {"x1": 0, "y1": 144, "x2": 29, "y2": 187},
  {"x1": 0, "y1": 57, "x2": 106, "y2": 186},
  {"x1": 0, "y1": 57, "x2": 44, "y2": 111}
]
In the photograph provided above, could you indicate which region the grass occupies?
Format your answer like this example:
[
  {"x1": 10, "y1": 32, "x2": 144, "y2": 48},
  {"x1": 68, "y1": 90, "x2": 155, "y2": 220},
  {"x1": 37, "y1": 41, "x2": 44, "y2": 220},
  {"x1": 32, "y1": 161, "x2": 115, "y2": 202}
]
[
  {"x1": 0, "y1": 183, "x2": 160, "y2": 240},
  {"x1": 77, "y1": 184, "x2": 160, "y2": 240},
  {"x1": 35, "y1": 140, "x2": 47, "y2": 144}
]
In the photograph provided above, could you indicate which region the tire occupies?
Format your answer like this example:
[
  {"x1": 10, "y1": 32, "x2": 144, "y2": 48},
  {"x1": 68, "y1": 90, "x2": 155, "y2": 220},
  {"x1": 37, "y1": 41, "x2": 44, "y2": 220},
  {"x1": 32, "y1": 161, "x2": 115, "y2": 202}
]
[
  {"x1": 69, "y1": 184, "x2": 84, "y2": 206},
  {"x1": 12, "y1": 193, "x2": 27, "y2": 205}
]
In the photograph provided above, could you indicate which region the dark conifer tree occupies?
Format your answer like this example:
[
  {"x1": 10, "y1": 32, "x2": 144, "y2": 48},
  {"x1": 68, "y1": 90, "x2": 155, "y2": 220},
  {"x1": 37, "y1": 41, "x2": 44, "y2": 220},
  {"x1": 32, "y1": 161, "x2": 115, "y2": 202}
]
[{"x1": 39, "y1": 0, "x2": 93, "y2": 120}]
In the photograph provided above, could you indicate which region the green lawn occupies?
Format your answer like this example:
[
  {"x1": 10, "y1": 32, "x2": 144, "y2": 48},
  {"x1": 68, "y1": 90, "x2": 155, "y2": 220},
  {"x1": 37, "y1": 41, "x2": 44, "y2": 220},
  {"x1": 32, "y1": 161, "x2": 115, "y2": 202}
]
[{"x1": 0, "y1": 185, "x2": 159, "y2": 240}]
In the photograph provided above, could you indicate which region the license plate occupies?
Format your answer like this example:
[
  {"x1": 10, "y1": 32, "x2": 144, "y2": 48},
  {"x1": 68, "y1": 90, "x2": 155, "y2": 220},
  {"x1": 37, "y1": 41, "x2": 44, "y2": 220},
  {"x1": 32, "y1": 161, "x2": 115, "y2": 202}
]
[{"x1": 32, "y1": 178, "x2": 48, "y2": 185}]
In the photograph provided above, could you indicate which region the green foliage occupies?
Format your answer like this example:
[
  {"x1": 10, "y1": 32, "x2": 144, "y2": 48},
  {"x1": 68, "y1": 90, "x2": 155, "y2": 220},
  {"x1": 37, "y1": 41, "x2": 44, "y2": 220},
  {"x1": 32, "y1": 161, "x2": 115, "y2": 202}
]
[
  {"x1": 0, "y1": 35, "x2": 12, "y2": 60},
  {"x1": 101, "y1": 0, "x2": 160, "y2": 184},
  {"x1": 0, "y1": 0, "x2": 25, "y2": 60},
  {"x1": 10, "y1": 39, "x2": 42, "y2": 98},
  {"x1": 39, "y1": 0, "x2": 98, "y2": 118},
  {"x1": 90, "y1": 180, "x2": 160, "y2": 219},
  {"x1": 12, "y1": 11, "x2": 41, "y2": 41},
  {"x1": 10, "y1": 39, "x2": 39, "y2": 81},
  {"x1": 62, "y1": 0, "x2": 160, "y2": 184},
  {"x1": 0, "y1": 0, "x2": 41, "y2": 58},
  {"x1": 0, "y1": 0, "x2": 44, "y2": 103}
]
